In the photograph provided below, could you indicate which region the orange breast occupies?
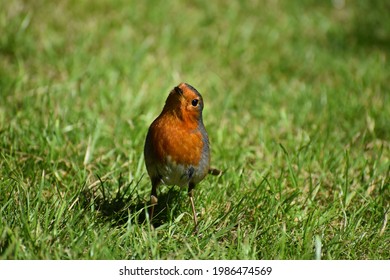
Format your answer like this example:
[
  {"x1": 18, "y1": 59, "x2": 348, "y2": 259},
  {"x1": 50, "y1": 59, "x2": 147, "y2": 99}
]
[{"x1": 149, "y1": 113, "x2": 205, "y2": 167}]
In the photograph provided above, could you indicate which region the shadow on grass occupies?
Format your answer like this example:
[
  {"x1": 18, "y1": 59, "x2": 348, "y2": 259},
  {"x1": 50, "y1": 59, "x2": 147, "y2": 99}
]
[{"x1": 81, "y1": 175, "x2": 184, "y2": 228}]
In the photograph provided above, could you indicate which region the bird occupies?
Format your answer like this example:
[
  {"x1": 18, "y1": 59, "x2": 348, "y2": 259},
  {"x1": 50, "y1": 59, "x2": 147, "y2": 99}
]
[{"x1": 144, "y1": 82, "x2": 216, "y2": 231}]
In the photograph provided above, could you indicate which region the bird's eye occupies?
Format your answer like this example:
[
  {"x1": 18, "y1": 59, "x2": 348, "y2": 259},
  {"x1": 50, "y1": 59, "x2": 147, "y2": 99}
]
[{"x1": 191, "y1": 99, "x2": 199, "y2": 106}]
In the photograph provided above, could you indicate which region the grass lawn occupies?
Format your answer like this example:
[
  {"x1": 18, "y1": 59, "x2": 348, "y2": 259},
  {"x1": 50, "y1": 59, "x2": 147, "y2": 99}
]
[{"x1": 0, "y1": 0, "x2": 389, "y2": 259}]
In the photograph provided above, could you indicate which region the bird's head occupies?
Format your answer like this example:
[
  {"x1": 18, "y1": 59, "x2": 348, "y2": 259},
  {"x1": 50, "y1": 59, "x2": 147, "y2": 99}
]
[{"x1": 163, "y1": 83, "x2": 204, "y2": 122}]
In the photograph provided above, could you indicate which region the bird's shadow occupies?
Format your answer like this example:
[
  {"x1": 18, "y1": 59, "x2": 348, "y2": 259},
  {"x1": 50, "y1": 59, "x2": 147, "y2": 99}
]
[{"x1": 81, "y1": 175, "x2": 184, "y2": 228}]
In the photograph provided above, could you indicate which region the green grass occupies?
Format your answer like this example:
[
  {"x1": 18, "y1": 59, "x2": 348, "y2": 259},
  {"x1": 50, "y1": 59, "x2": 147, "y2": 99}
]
[{"x1": 0, "y1": 0, "x2": 389, "y2": 259}]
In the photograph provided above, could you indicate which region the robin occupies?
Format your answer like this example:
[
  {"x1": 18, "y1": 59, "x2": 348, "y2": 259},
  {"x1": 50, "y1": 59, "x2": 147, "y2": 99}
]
[{"x1": 144, "y1": 82, "x2": 219, "y2": 230}]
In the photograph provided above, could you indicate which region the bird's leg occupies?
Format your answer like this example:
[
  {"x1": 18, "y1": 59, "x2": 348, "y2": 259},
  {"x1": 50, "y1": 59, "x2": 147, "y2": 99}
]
[
  {"x1": 149, "y1": 179, "x2": 159, "y2": 223},
  {"x1": 188, "y1": 182, "x2": 198, "y2": 232}
]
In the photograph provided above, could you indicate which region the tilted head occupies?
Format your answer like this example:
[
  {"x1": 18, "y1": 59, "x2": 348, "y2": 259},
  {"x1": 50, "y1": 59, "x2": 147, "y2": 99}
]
[{"x1": 162, "y1": 83, "x2": 204, "y2": 122}]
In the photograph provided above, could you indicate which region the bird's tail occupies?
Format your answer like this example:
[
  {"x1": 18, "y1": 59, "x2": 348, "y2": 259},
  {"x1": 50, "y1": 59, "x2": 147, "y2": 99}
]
[{"x1": 208, "y1": 167, "x2": 223, "y2": 176}]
